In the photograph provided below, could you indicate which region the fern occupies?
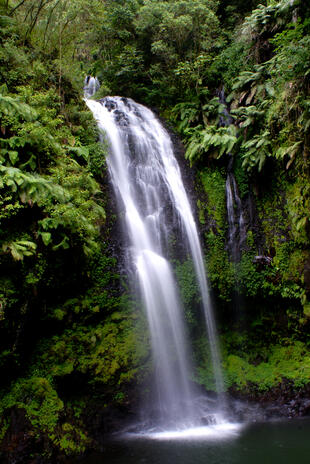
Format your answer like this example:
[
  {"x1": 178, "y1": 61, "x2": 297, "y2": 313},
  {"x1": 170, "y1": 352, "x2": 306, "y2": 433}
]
[
  {"x1": 2, "y1": 240, "x2": 37, "y2": 261},
  {"x1": 276, "y1": 141, "x2": 302, "y2": 169},
  {"x1": 0, "y1": 93, "x2": 37, "y2": 121},
  {"x1": 231, "y1": 67, "x2": 265, "y2": 92},
  {"x1": 66, "y1": 146, "x2": 90, "y2": 162},
  {"x1": 242, "y1": 1, "x2": 299, "y2": 36},
  {"x1": 232, "y1": 105, "x2": 265, "y2": 128},
  {"x1": 202, "y1": 97, "x2": 226, "y2": 125},
  {"x1": 185, "y1": 125, "x2": 237, "y2": 163},
  {"x1": 241, "y1": 130, "x2": 272, "y2": 171},
  {"x1": 0, "y1": 164, "x2": 68, "y2": 205},
  {"x1": 172, "y1": 96, "x2": 224, "y2": 136},
  {"x1": 171, "y1": 101, "x2": 201, "y2": 134}
]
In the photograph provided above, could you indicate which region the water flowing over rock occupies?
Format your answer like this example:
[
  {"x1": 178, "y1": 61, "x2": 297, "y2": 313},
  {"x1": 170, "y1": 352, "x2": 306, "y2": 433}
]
[
  {"x1": 85, "y1": 80, "x2": 225, "y2": 430},
  {"x1": 226, "y1": 170, "x2": 247, "y2": 262},
  {"x1": 83, "y1": 76, "x2": 100, "y2": 98},
  {"x1": 218, "y1": 88, "x2": 246, "y2": 262}
]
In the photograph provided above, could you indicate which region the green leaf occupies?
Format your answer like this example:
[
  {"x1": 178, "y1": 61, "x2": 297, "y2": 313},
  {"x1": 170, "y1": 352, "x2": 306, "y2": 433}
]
[
  {"x1": 41, "y1": 232, "x2": 52, "y2": 246},
  {"x1": 8, "y1": 151, "x2": 19, "y2": 165},
  {"x1": 296, "y1": 217, "x2": 307, "y2": 232},
  {"x1": 2, "y1": 240, "x2": 37, "y2": 261},
  {"x1": 66, "y1": 146, "x2": 90, "y2": 162}
]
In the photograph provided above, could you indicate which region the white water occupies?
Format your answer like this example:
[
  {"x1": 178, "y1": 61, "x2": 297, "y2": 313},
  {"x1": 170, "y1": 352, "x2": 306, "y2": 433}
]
[
  {"x1": 218, "y1": 87, "x2": 246, "y2": 263},
  {"x1": 84, "y1": 76, "x2": 100, "y2": 98},
  {"x1": 226, "y1": 172, "x2": 246, "y2": 261},
  {"x1": 85, "y1": 83, "x2": 225, "y2": 429},
  {"x1": 126, "y1": 420, "x2": 242, "y2": 441}
]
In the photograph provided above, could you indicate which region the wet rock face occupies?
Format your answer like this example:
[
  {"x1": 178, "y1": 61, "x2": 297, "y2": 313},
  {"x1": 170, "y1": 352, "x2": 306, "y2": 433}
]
[
  {"x1": 100, "y1": 99, "x2": 130, "y2": 126},
  {"x1": 113, "y1": 109, "x2": 129, "y2": 126},
  {"x1": 228, "y1": 381, "x2": 310, "y2": 422},
  {"x1": 0, "y1": 396, "x2": 137, "y2": 464},
  {"x1": 101, "y1": 98, "x2": 116, "y2": 111},
  {"x1": 253, "y1": 255, "x2": 273, "y2": 266},
  {"x1": 0, "y1": 408, "x2": 46, "y2": 464},
  {"x1": 304, "y1": 259, "x2": 310, "y2": 295}
]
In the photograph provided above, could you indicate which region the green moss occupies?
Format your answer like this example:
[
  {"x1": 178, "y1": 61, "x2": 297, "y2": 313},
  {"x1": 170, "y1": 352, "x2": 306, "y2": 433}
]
[
  {"x1": 197, "y1": 167, "x2": 234, "y2": 301},
  {"x1": 233, "y1": 153, "x2": 250, "y2": 199},
  {"x1": 33, "y1": 308, "x2": 149, "y2": 388},
  {"x1": 0, "y1": 377, "x2": 64, "y2": 432},
  {"x1": 50, "y1": 423, "x2": 91, "y2": 456},
  {"x1": 286, "y1": 178, "x2": 310, "y2": 246},
  {"x1": 255, "y1": 176, "x2": 289, "y2": 253},
  {"x1": 0, "y1": 304, "x2": 149, "y2": 454},
  {"x1": 0, "y1": 376, "x2": 91, "y2": 456},
  {"x1": 197, "y1": 199, "x2": 205, "y2": 225},
  {"x1": 196, "y1": 339, "x2": 310, "y2": 393},
  {"x1": 251, "y1": 171, "x2": 310, "y2": 305},
  {"x1": 303, "y1": 303, "x2": 310, "y2": 318},
  {"x1": 223, "y1": 342, "x2": 310, "y2": 391},
  {"x1": 0, "y1": 420, "x2": 9, "y2": 442},
  {"x1": 175, "y1": 259, "x2": 200, "y2": 325},
  {"x1": 235, "y1": 247, "x2": 280, "y2": 298},
  {"x1": 199, "y1": 168, "x2": 227, "y2": 232},
  {"x1": 205, "y1": 233, "x2": 234, "y2": 301}
]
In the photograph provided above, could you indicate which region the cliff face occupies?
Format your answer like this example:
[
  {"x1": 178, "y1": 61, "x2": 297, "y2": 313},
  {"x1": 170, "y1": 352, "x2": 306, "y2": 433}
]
[
  {"x1": 193, "y1": 160, "x2": 310, "y2": 394},
  {"x1": 186, "y1": 0, "x2": 310, "y2": 400}
]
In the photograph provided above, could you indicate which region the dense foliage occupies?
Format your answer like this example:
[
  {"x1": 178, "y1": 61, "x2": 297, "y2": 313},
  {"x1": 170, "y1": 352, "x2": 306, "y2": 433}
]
[
  {"x1": 0, "y1": 0, "x2": 310, "y2": 461},
  {"x1": 0, "y1": 1, "x2": 149, "y2": 459}
]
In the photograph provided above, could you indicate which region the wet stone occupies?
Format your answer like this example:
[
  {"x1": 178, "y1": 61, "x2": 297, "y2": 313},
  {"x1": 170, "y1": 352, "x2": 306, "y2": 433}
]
[
  {"x1": 103, "y1": 99, "x2": 116, "y2": 111},
  {"x1": 113, "y1": 110, "x2": 129, "y2": 126}
]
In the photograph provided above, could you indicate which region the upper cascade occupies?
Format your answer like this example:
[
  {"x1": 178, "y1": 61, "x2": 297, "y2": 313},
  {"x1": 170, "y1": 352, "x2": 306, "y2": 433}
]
[
  {"x1": 85, "y1": 93, "x2": 225, "y2": 430},
  {"x1": 84, "y1": 76, "x2": 100, "y2": 98}
]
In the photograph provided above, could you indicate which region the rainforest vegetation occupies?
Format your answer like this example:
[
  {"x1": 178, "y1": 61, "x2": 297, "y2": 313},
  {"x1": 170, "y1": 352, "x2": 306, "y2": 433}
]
[{"x1": 0, "y1": 0, "x2": 310, "y2": 461}]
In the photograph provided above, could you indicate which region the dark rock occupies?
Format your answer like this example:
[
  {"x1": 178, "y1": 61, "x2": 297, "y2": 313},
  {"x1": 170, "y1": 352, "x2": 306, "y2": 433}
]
[
  {"x1": 102, "y1": 98, "x2": 116, "y2": 111},
  {"x1": 0, "y1": 408, "x2": 47, "y2": 464},
  {"x1": 228, "y1": 380, "x2": 310, "y2": 421},
  {"x1": 113, "y1": 109, "x2": 129, "y2": 126},
  {"x1": 304, "y1": 259, "x2": 310, "y2": 293},
  {"x1": 253, "y1": 255, "x2": 272, "y2": 265}
]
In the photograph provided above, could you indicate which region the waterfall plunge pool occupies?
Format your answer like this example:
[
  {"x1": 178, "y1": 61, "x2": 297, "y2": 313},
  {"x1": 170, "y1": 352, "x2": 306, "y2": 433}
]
[
  {"x1": 69, "y1": 417, "x2": 310, "y2": 464},
  {"x1": 81, "y1": 83, "x2": 310, "y2": 463}
]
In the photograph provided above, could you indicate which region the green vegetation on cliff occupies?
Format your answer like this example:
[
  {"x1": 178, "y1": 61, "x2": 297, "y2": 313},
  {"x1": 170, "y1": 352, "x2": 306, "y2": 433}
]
[{"x1": 0, "y1": 2, "x2": 149, "y2": 459}]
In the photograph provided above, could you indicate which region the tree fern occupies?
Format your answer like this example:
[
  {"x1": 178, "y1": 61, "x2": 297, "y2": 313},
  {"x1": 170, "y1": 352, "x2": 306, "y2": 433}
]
[
  {"x1": 0, "y1": 93, "x2": 37, "y2": 121},
  {"x1": 242, "y1": 0, "x2": 300, "y2": 36},
  {"x1": 276, "y1": 141, "x2": 302, "y2": 169},
  {"x1": 232, "y1": 105, "x2": 265, "y2": 128},
  {"x1": 241, "y1": 130, "x2": 272, "y2": 171},
  {"x1": 171, "y1": 101, "x2": 201, "y2": 134},
  {"x1": 0, "y1": 164, "x2": 68, "y2": 204},
  {"x1": 185, "y1": 125, "x2": 237, "y2": 163}
]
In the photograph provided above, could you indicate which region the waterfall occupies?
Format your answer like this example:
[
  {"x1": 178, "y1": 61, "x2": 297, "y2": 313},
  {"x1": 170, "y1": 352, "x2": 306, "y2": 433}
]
[
  {"x1": 218, "y1": 88, "x2": 246, "y2": 262},
  {"x1": 84, "y1": 76, "x2": 100, "y2": 98},
  {"x1": 85, "y1": 82, "x2": 225, "y2": 429},
  {"x1": 226, "y1": 170, "x2": 247, "y2": 262}
]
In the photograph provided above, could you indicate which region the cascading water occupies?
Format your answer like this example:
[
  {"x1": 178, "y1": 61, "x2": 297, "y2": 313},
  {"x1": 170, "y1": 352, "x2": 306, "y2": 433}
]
[
  {"x1": 84, "y1": 76, "x2": 100, "y2": 98},
  {"x1": 226, "y1": 168, "x2": 247, "y2": 262},
  {"x1": 218, "y1": 88, "x2": 246, "y2": 262},
  {"x1": 85, "y1": 79, "x2": 225, "y2": 431}
]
